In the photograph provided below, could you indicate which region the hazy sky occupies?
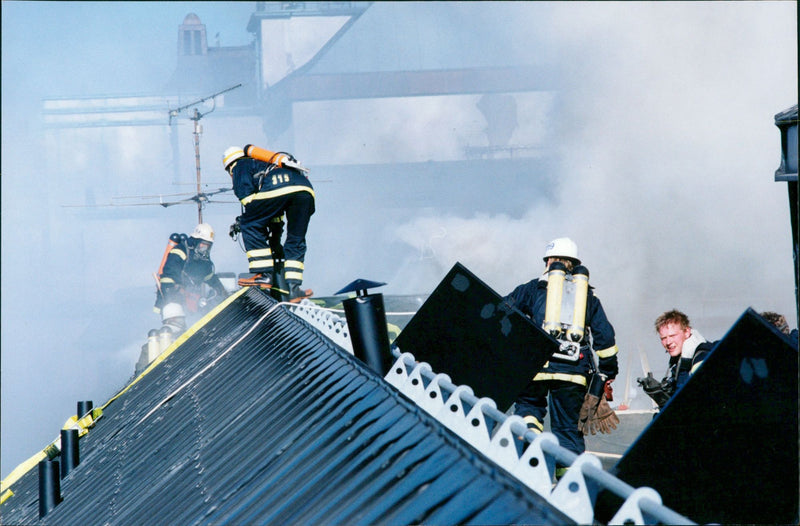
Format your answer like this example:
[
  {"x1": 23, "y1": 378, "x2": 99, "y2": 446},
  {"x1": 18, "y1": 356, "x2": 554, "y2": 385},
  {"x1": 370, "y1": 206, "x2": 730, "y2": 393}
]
[
  {"x1": 2, "y1": 1, "x2": 797, "y2": 479},
  {"x1": 1, "y1": 0, "x2": 260, "y2": 479}
]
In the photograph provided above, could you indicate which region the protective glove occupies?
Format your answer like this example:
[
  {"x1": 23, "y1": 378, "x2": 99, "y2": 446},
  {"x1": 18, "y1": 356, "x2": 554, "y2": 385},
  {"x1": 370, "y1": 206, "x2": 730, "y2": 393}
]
[
  {"x1": 578, "y1": 392, "x2": 600, "y2": 435},
  {"x1": 578, "y1": 374, "x2": 620, "y2": 435},
  {"x1": 637, "y1": 372, "x2": 661, "y2": 391},
  {"x1": 637, "y1": 372, "x2": 673, "y2": 409},
  {"x1": 592, "y1": 396, "x2": 620, "y2": 434},
  {"x1": 229, "y1": 217, "x2": 241, "y2": 241}
]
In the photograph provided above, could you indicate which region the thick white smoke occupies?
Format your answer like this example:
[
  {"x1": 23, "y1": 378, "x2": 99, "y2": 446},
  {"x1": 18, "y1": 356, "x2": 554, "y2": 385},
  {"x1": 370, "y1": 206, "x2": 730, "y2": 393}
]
[{"x1": 388, "y1": 2, "x2": 797, "y2": 401}]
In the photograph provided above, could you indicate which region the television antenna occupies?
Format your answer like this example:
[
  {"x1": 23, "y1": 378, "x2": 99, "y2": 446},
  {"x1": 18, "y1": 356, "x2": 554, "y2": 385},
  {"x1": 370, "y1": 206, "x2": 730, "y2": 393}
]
[{"x1": 168, "y1": 83, "x2": 242, "y2": 223}]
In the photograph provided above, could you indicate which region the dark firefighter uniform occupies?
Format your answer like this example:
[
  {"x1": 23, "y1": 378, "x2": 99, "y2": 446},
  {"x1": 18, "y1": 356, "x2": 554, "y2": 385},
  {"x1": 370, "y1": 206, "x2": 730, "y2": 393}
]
[
  {"x1": 228, "y1": 156, "x2": 315, "y2": 289},
  {"x1": 651, "y1": 337, "x2": 713, "y2": 409},
  {"x1": 154, "y1": 234, "x2": 227, "y2": 314},
  {"x1": 666, "y1": 342, "x2": 712, "y2": 392},
  {"x1": 504, "y1": 277, "x2": 619, "y2": 456}
]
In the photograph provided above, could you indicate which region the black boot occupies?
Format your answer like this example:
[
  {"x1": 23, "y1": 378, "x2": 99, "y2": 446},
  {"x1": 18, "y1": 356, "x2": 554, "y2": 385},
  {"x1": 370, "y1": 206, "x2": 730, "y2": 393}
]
[
  {"x1": 270, "y1": 267, "x2": 289, "y2": 301},
  {"x1": 287, "y1": 282, "x2": 312, "y2": 303}
]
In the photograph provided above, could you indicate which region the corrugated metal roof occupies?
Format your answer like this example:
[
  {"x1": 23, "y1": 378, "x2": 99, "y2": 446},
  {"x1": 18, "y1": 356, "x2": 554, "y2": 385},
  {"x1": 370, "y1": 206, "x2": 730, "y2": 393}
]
[{"x1": 1, "y1": 287, "x2": 572, "y2": 525}]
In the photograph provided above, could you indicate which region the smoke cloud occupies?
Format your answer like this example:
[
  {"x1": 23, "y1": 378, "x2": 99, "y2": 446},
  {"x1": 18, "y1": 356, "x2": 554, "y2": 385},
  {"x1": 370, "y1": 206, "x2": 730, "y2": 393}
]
[
  {"x1": 386, "y1": 2, "x2": 797, "y2": 408},
  {"x1": 2, "y1": 2, "x2": 796, "y2": 477}
]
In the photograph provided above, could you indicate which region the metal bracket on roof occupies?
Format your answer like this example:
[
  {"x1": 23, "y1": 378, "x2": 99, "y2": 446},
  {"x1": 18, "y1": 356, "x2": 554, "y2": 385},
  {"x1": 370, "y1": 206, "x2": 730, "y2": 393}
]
[
  {"x1": 291, "y1": 301, "x2": 352, "y2": 353},
  {"x1": 391, "y1": 360, "x2": 433, "y2": 406},
  {"x1": 609, "y1": 486, "x2": 663, "y2": 526},
  {"x1": 385, "y1": 352, "x2": 414, "y2": 390},
  {"x1": 434, "y1": 384, "x2": 475, "y2": 435},
  {"x1": 549, "y1": 452, "x2": 604, "y2": 524},
  {"x1": 460, "y1": 398, "x2": 497, "y2": 451},
  {"x1": 485, "y1": 415, "x2": 528, "y2": 474},
  {"x1": 419, "y1": 373, "x2": 451, "y2": 416},
  {"x1": 383, "y1": 349, "x2": 689, "y2": 525},
  {"x1": 513, "y1": 432, "x2": 560, "y2": 496}
]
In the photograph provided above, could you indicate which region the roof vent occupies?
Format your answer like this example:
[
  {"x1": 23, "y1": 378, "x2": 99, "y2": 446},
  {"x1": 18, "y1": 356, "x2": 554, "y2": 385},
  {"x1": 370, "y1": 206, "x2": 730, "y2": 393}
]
[
  {"x1": 38, "y1": 459, "x2": 61, "y2": 518},
  {"x1": 337, "y1": 279, "x2": 391, "y2": 374}
]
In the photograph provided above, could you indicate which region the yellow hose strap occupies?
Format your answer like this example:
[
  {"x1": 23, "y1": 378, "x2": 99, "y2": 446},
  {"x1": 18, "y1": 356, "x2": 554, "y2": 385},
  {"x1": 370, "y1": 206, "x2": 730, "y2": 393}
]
[
  {"x1": 0, "y1": 288, "x2": 247, "y2": 499},
  {"x1": 0, "y1": 451, "x2": 47, "y2": 493},
  {"x1": 596, "y1": 345, "x2": 619, "y2": 359},
  {"x1": 60, "y1": 410, "x2": 101, "y2": 435},
  {"x1": 0, "y1": 405, "x2": 106, "y2": 493},
  {"x1": 0, "y1": 489, "x2": 13, "y2": 505},
  {"x1": 63, "y1": 415, "x2": 78, "y2": 428},
  {"x1": 533, "y1": 372, "x2": 588, "y2": 386}
]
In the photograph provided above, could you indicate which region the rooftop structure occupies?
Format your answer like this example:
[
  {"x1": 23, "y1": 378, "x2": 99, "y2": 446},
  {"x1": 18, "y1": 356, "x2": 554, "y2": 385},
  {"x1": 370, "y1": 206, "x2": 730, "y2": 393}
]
[{"x1": 0, "y1": 285, "x2": 693, "y2": 525}]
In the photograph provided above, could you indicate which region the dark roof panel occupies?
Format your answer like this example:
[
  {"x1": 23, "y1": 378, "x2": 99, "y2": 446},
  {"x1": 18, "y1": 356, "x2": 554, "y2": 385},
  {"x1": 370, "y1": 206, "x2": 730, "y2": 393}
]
[{"x1": 2, "y1": 287, "x2": 572, "y2": 525}]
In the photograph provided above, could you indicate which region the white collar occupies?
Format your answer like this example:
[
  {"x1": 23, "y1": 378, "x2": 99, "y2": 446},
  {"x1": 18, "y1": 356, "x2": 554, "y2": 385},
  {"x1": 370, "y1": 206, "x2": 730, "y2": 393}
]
[{"x1": 681, "y1": 329, "x2": 707, "y2": 359}]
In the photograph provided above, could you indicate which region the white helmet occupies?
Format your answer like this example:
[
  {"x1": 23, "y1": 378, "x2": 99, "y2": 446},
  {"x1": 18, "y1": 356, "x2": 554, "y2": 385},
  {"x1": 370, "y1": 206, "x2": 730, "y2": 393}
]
[
  {"x1": 191, "y1": 223, "x2": 215, "y2": 243},
  {"x1": 161, "y1": 302, "x2": 185, "y2": 320},
  {"x1": 223, "y1": 146, "x2": 245, "y2": 170},
  {"x1": 543, "y1": 237, "x2": 580, "y2": 265}
]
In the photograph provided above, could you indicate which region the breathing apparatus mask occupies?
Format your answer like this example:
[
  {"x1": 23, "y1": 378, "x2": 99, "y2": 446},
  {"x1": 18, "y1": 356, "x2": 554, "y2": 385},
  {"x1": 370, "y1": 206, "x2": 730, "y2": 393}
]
[{"x1": 191, "y1": 238, "x2": 212, "y2": 260}]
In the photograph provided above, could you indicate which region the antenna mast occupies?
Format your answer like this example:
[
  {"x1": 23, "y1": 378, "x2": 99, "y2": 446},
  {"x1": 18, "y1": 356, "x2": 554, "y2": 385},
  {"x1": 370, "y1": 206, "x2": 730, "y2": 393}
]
[{"x1": 168, "y1": 83, "x2": 242, "y2": 223}]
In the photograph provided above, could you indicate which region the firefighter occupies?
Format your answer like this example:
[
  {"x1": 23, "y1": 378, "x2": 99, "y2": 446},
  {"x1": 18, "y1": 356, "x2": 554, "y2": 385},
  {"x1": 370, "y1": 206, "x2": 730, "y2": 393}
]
[
  {"x1": 154, "y1": 223, "x2": 228, "y2": 333},
  {"x1": 223, "y1": 145, "x2": 315, "y2": 301},
  {"x1": 760, "y1": 310, "x2": 798, "y2": 347},
  {"x1": 504, "y1": 237, "x2": 619, "y2": 461},
  {"x1": 640, "y1": 309, "x2": 714, "y2": 408}
]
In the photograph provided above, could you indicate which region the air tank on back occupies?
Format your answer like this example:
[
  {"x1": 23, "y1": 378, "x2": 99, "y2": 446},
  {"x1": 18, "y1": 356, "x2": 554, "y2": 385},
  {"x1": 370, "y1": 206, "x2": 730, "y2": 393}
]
[
  {"x1": 543, "y1": 261, "x2": 567, "y2": 338},
  {"x1": 566, "y1": 265, "x2": 590, "y2": 343}
]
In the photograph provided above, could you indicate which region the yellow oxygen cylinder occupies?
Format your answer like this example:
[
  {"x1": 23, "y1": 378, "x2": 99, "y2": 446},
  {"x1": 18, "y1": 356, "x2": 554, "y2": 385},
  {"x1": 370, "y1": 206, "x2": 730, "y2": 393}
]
[
  {"x1": 146, "y1": 329, "x2": 161, "y2": 363},
  {"x1": 158, "y1": 326, "x2": 173, "y2": 354},
  {"x1": 543, "y1": 261, "x2": 567, "y2": 338},
  {"x1": 567, "y1": 265, "x2": 590, "y2": 342}
]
